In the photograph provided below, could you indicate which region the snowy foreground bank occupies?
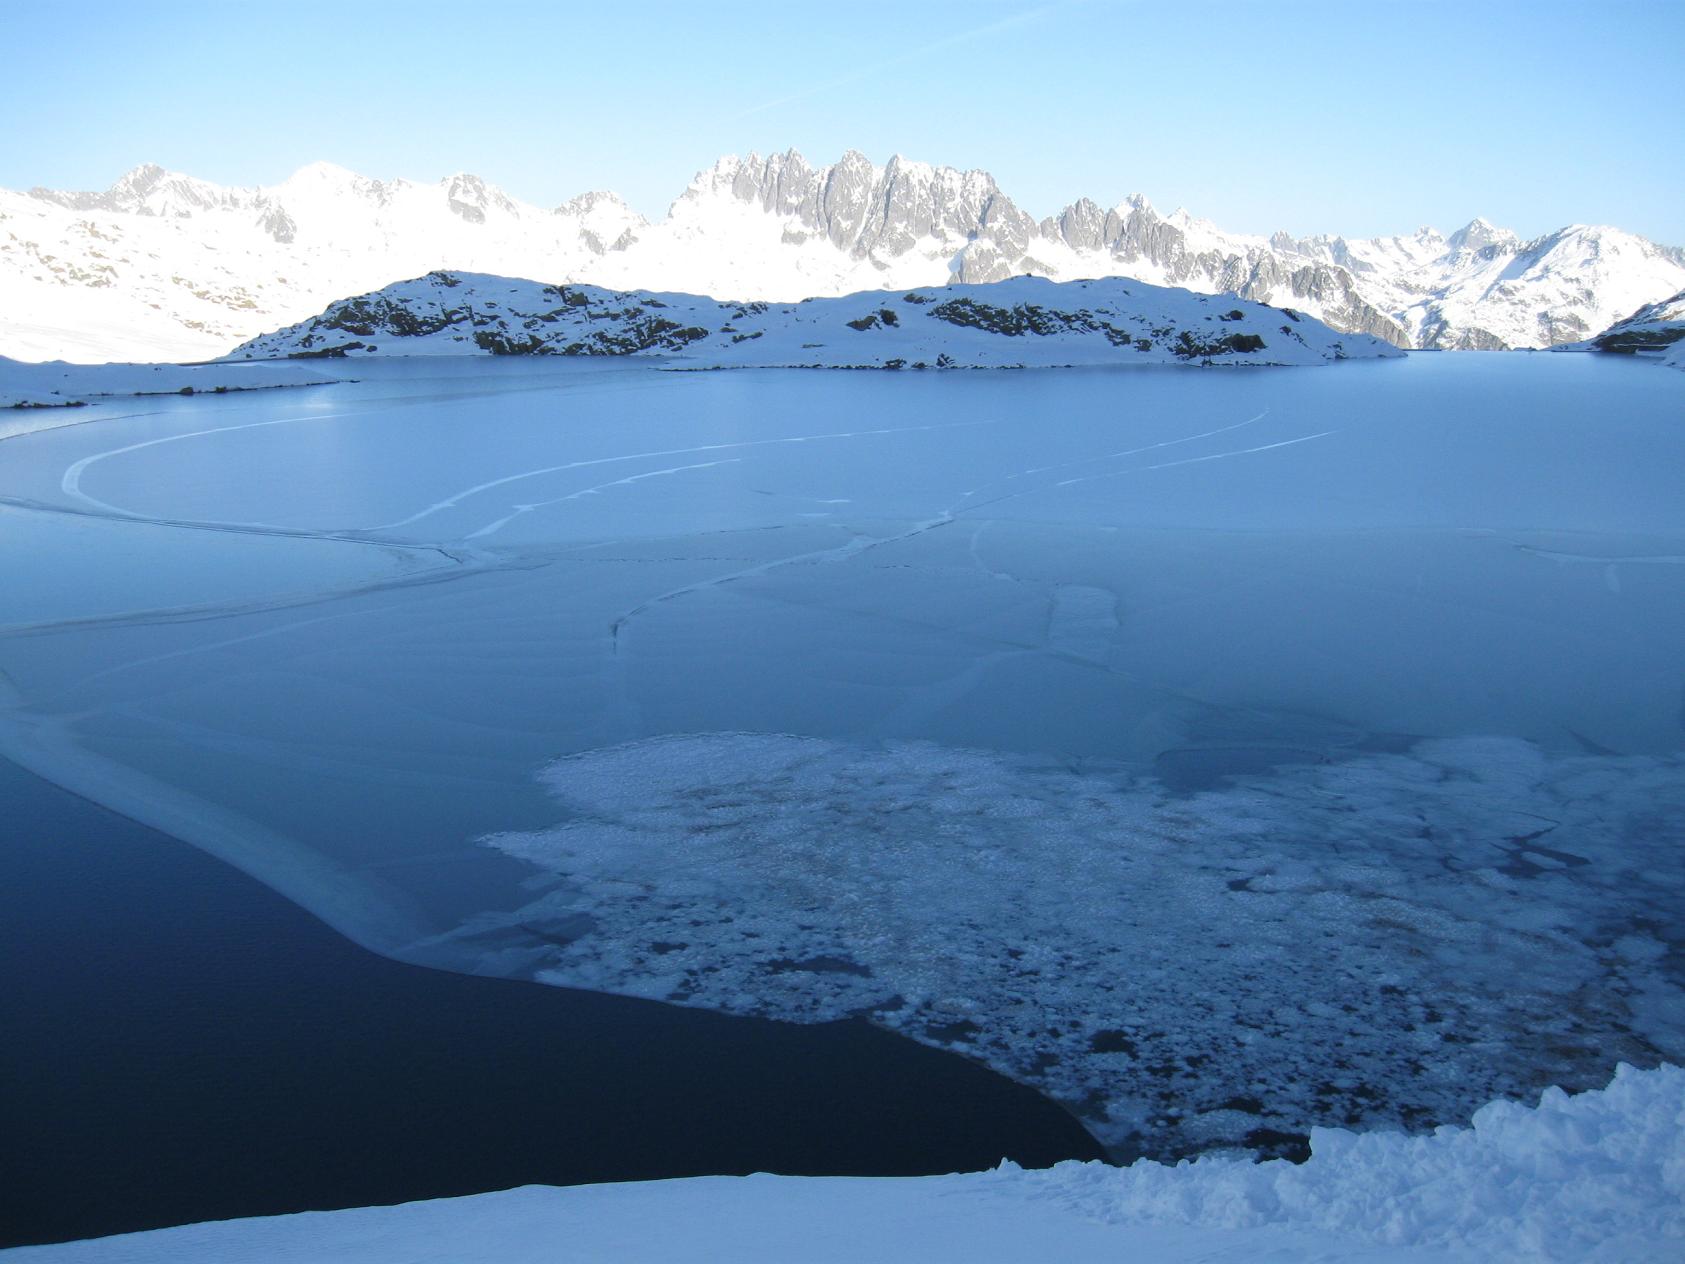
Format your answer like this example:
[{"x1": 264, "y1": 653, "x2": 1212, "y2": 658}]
[{"x1": 11, "y1": 1064, "x2": 1681, "y2": 1263}]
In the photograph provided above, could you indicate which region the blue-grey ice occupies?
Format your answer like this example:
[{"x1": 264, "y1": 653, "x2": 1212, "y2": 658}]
[{"x1": 1, "y1": 352, "x2": 1680, "y2": 1158}]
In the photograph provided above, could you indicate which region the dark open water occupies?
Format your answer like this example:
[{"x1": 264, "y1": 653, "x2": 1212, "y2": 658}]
[{"x1": 0, "y1": 758, "x2": 1101, "y2": 1248}]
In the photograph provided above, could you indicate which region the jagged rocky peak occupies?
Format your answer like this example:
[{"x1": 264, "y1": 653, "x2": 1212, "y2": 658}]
[
  {"x1": 557, "y1": 189, "x2": 635, "y2": 216},
  {"x1": 1054, "y1": 198, "x2": 1135, "y2": 255},
  {"x1": 109, "y1": 162, "x2": 168, "y2": 201},
  {"x1": 442, "y1": 172, "x2": 518, "y2": 224},
  {"x1": 555, "y1": 190, "x2": 646, "y2": 254},
  {"x1": 1445, "y1": 216, "x2": 1518, "y2": 255},
  {"x1": 691, "y1": 148, "x2": 1031, "y2": 261},
  {"x1": 1042, "y1": 198, "x2": 1108, "y2": 253},
  {"x1": 29, "y1": 162, "x2": 233, "y2": 217}
]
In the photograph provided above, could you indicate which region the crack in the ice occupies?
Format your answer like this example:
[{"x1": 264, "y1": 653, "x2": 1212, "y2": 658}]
[{"x1": 0, "y1": 494, "x2": 461, "y2": 563}]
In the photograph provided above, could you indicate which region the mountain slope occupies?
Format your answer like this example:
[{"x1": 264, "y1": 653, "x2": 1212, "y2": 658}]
[
  {"x1": 229, "y1": 271, "x2": 1401, "y2": 369},
  {"x1": 1584, "y1": 287, "x2": 1685, "y2": 350},
  {"x1": 5, "y1": 152, "x2": 1681, "y2": 362},
  {"x1": 1563, "y1": 287, "x2": 1685, "y2": 370}
]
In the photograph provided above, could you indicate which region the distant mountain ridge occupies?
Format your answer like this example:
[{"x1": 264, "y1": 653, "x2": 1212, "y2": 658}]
[{"x1": 3, "y1": 151, "x2": 1681, "y2": 362}]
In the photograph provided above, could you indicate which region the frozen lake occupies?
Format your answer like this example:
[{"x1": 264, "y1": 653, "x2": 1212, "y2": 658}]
[{"x1": 1, "y1": 352, "x2": 1681, "y2": 1160}]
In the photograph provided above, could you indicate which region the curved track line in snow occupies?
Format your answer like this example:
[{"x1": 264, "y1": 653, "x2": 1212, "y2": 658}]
[
  {"x1": 60, "y1": 410, "x2": 352, "y2": 517},
  {"x1": 605, "y1": 414, "x2": 1332, "y2": 652},
  {"x1": 465, "y1": 459, "x2": 741, "y2": 541},
  {"x1": 46, "y1": 402, "x2": 475, "y2": 557},
  {"x1": 960, "y1": 409, "x2": 1272, "y2": 500},
  {"x1": 1052, "y1": 428, "x2": 1342, "y2": 488},
  {"x1": 1514, "y1": 545, "x2": 1685, "y2": 565},
  {"x1": 367, "y1": 417, "x2": 1000, "y2": 534}
]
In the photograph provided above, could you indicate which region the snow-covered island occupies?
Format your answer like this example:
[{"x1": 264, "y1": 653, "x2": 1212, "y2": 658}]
[
  {"x1": 228, "y1": 271, "x2": 1400, "y2": 369},
  {"x1": 9, "y1": 1063, "x2": 1681, "y2": 1263},
  {"x1": 0, "y1": 356, "x2": 339, "y2": 411}
]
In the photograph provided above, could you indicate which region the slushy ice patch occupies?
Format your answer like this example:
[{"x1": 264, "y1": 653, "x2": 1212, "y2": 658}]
[{"x1": 460, "y1": 732, "x2": 1685, "y2": 1158}]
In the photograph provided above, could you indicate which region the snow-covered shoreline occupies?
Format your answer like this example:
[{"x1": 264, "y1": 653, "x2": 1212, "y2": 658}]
[
  {"x1": 9, "y1": 1063, "x2": 1680, "y2": 1263},
  {"x1": 0, "y1": 356, "x2": 340, "y2": 411}
]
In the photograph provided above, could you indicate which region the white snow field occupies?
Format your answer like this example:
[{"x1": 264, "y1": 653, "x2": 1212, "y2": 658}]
[
  {"x1": 0, "y1": 352, "x2": 1681, "y2": 1164},
  {"x1": 7, "y1": 1063, "x2": 1682, "y2": 1263}
]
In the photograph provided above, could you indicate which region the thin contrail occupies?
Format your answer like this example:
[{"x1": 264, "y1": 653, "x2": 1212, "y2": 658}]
[{"x1": 726, "y1": 3, "x2": 1080, "y2": 122}]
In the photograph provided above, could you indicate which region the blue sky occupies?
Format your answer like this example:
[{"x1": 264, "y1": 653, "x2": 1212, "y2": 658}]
[{"x1": 3, "y1": 0, "x2": 1680, "y2": 243}]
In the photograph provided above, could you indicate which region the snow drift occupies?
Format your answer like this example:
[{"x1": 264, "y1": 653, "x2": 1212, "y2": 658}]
[{"x1": 9, "y1": 1063, "x2": 1681, "y2": 1263}]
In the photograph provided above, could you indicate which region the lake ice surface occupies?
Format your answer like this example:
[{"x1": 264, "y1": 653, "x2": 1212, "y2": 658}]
[{"x1": 1, "y1": 354, "x2": 1681, "y2": 1158}]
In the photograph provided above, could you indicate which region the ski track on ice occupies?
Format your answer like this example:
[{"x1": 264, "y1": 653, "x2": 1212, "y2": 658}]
[
  {"x1": 465, "y1": 459, "x2": 741, "y2": 540},
  {"x1": 958, "y1": 408, "x2": 1272, "y2": 501},
  {"x1": 604, "y1": 407, "x2": 1338, "y2": 649},
  {"x1": 366, "y1": 417, "x2": 1002, "y2": 534},
  {"x1": 1052, "y1": 428, "x2": 1342, "y2": 488},
  {"x1": 23, "y1": 401, "x2": 1341, "y2": 705}
]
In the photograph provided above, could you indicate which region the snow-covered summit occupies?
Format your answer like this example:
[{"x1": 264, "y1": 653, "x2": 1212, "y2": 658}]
[
  {"x1": 1443, "y1": 216, "x2": 1517, "y2": 255},
  {"x1": 228, "y1": 270, "x2": 1401, "y2": 369},
  {"x1": 27, "y1": 163, "x2": 240, "y2": 218},
  {"x1": 5, "y1": 150, "x2": 1682, "y2": 362}
]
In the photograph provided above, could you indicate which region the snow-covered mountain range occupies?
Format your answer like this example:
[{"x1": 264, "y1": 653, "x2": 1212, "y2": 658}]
[
  {"x1": 4, "y1": 151, "x2": 1682, "y2": 363},
  {"x1": 229, "y1": 271, "x2": 1399, "y2": 369}
]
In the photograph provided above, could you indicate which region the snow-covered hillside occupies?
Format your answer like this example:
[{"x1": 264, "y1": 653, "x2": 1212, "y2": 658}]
[
  {"x1": 11, "y1": 1064, "x2": 1681, "y2": 1263},
  {"x1": 1554, "y1": 288, "x2": 1685, "y2": 372},
  {"x1": 4, "y1": 152, "x2": 1681, "y2": 362},
  {"x1": 229, "y1": 271, "x2": 1399, "y2": 369},
  {"x1": 1583, "y1": 287, "x2": 1685, "y2": 364}
]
